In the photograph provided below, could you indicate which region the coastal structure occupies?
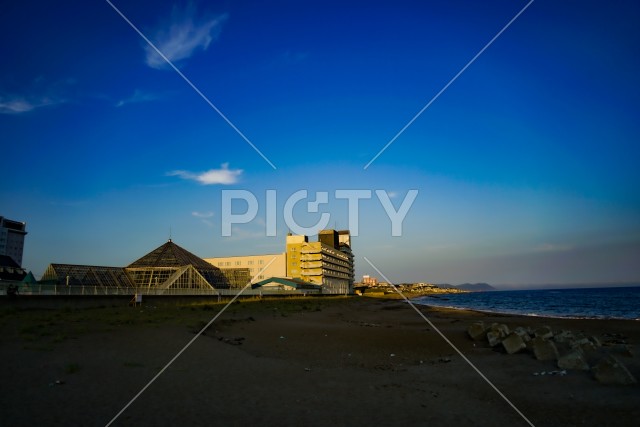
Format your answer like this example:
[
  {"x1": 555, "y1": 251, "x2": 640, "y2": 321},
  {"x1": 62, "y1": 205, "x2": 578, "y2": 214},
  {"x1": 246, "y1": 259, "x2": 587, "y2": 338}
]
[
  {"x1": 41, "y1": 239, "x2": 229, "y2": 291},
  {"x1": 0, "y1": 216, "x2": 27, "y2": 267},
  {"x1": 362, "y1": 275, "x2": 378, "y2": 286},
  {"x1": 206, "y1": 229, "x2": 355, "y2": 294},
  {"x1": 38, "y1": 229, "x2": 355, "y2": 295},
  {"x1": 203, "y1": 253, "x2": 286, "y2": 286},
  {"x1": 286, "y1": 229, "x2": 354, "y2": 294}
]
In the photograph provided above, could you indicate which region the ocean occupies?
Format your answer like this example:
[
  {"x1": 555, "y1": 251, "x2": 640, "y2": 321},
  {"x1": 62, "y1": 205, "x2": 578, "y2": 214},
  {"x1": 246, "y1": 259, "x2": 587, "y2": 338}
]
[{"x1": 413, "y1": 286, "x2": 640, "y2": 320}]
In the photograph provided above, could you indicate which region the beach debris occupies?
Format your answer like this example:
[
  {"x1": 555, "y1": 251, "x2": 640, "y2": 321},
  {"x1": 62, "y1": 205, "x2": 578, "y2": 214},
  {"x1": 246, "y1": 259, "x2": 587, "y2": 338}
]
[
  {"x1": 304, "y1": 367, "x2": 311, "y2": 372},
  {"x1": 49, "y1": 380, "x2": 66, "y2": 386},
  {"x1": 360, "y1": 322, "x2": 381, "y2": 327},
  {"x1": 279, "y1": 336, "x2": 285, "y2": 339},
  {"x1": 218, "y1": 336, "x2": 245, "y2": 346},
  {"x1": 592, "y1": 356, "x2": 637, "y2": 385},
  {"x1": 467, "y1": 322, "x2": 487, "y2": 341},
  {"x1": 502, "y1": 333, "x2": 526, "y2": 354},
  {"x1": 532, "y1": 370, "x2": 567, "y2": 377},
  {"x1": 532, "y1": 337, "x2": 559, "y2": 361},
  {"x1": 558, "y1": 350, "x2": 590, "y2": 371},
  {"x1": 390, "y1": 353, "x2": 395, "y2": 357},
  {"x1": 438, "y1": 357, "x2": 452, "y2": 364}
]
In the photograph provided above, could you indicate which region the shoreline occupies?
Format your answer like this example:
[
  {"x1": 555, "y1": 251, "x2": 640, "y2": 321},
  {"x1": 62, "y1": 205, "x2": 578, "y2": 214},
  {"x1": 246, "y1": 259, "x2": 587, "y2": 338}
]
[{"x1": 1, "y1": 296, "x2": 638, "y2": 426}]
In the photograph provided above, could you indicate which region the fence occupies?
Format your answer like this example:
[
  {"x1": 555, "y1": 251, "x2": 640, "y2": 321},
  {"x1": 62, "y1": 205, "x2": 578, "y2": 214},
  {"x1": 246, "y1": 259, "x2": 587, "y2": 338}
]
[{"x1": 0, "y1": 281, "x2": 321, "y2": 297}]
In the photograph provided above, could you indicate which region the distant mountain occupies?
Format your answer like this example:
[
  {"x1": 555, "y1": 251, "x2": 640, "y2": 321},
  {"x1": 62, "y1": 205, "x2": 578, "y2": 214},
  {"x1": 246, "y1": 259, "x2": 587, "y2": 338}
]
[{"x1": 456, "y1": 283, "x2": 496, "y2": 292}]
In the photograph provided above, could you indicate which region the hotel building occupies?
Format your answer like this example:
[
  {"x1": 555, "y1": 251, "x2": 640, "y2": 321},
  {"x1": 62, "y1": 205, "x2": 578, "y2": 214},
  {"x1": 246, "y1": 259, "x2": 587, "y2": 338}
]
[{"x1": 206, "y1": 229, "x2": 355, "y2": 294}]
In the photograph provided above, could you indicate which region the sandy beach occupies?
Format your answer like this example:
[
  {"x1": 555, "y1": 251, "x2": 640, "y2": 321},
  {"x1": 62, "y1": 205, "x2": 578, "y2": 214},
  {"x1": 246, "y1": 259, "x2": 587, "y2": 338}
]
[{"x1": 1, "y1": 295, "x2": 638, "y2": 426}]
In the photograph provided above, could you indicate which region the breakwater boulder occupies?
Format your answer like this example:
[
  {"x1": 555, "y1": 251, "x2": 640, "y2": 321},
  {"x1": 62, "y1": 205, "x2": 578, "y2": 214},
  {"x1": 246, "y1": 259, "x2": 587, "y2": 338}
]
[
  {"x1": 592, "y1": 356, "x2": 637, "y2": 385},
  {"x1": 466, "y1": 321, "x2": 636, "y2": 385}
]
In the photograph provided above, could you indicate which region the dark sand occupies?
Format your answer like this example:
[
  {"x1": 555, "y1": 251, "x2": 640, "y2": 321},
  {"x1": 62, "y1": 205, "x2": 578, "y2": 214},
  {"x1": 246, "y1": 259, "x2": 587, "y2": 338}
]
[{"x1": 1, "y1": 296, "x2": 638, "y2": 426}]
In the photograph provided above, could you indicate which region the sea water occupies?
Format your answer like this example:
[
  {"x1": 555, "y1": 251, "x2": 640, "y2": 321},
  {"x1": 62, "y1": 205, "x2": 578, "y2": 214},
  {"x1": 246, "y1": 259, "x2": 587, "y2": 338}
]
[{"x1": 413, "y1": 286, "x2": 640, "y2": 320}]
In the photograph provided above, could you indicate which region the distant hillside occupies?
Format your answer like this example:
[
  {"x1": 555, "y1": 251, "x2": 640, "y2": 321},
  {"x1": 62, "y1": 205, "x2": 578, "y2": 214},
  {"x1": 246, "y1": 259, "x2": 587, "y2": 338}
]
[{"x1": 456, "y1": 283, "x2": 496, "y2": 292}]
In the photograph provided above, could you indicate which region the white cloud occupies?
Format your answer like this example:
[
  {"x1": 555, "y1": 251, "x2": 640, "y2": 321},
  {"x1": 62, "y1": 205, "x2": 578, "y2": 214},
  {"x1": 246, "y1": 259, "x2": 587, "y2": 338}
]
[
  {"x1": 168, "y1": 163, "x2": 242, "y2": 185},
  {"x1": 0, "y1": 78, "x2": 72, "y2": 114},
  {"x1": 0, "y1": 94, "x2": 65, "y2": 114},
  {"x1": 145, "y1": 4, "x2": 228, "y2": 69},
  {"x1": 116, "y1": 89, "x2": 162, "y2": 107},
  {"x1": 192, "y1": 211, "x2": 214, "y2": 218}
]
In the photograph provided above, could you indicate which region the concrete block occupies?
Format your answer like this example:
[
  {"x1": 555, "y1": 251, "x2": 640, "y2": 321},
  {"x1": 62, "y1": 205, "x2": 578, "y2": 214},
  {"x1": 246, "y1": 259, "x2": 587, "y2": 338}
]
[
  {"x1": 558, "y1": 350, "x2": 590, "y2": 371},
  {"x1": 514, "y1": 326, "x2": 531, "y2": 342},
  {"x1": 554, "y1": 330, "x2": 575, "y2": 343},
  {"x1": 487, "y1": 331, "x2": 502, "y2": 347},
  {"x1": 502, "y1": 333, "x2": 526, "y2": 354},
  {"x1": 534, "y1": 326, "x2": 553, "y2": 340},
  {"x1": 467, "y1": 322, "x2": 487, "y2": 341},
  {"x1": 592, "y1": 356, "x2": 637, "y2": 385},
  {"x1": 532, "y1": 337, "x2": 559, "y2": 361}
]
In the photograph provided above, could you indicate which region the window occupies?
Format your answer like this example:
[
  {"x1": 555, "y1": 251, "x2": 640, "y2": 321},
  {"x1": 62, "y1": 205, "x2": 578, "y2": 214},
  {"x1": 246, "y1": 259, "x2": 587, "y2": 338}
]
[
  {"x1": 225, "y1": 262, "x2": 231, "y2": 266},
  {"x1": 259, "y1": 260, "x2": 264, "y2": 265},
  {"x1": 236, "y1": 261, "x2": 241, "y2": 266}
]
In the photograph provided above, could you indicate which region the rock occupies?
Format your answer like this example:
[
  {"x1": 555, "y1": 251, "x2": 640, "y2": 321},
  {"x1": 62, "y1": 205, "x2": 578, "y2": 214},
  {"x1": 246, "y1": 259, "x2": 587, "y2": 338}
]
[
  {"x1": 554, "y1": 330, "x2": 575, "y2": 343},
  {"x1": 513, "y1": 327, "x2": 531, "y2": 342},
  {"x1": 502, "y1": 333, "x2": 526, "y2": 354},
  {"x1": 570, "y1": 337, "x2": 598, "y2": 355},
  {"x1": 558, "y1": 350, "x2": 590, "y2": 371},
  {"x1": 592, "y1": 356, "x2": 637, "y2": 385},
  {"x1": 532, "y1": 337, "x2": 559, "y2": 361},
  {"x1": 589, "y1": 336, "x2": 602, "y2": 348},
  {"x1": 487, "y1": 331, "x2": 503, "y2": 347},
  {"x1": 534, "y1": 326, "x2": 553, "y2": 340},
  {"x1": 489, "y1": 323, "x2": 510, "y2": 338},
  {"x1": 467, "y1": 322, "x2": 487, "y2": 341}
]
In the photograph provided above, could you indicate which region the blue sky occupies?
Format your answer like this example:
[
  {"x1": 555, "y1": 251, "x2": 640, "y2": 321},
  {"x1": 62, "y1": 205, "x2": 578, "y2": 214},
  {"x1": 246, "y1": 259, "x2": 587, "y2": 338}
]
[{"x1": 1, "y1": 0, "x2": 639, "y2": 286}]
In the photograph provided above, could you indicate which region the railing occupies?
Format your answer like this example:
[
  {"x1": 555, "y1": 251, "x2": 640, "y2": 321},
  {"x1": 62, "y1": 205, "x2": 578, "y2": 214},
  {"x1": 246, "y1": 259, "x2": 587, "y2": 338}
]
[{"x1": 0, "y1": 282, "x2": 325, "y2": 296}]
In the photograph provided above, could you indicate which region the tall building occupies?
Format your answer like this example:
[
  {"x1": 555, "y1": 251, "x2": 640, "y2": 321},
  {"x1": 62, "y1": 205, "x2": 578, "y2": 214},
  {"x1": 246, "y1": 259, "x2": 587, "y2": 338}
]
[
  {"x1": 205, "y1": 229, "x2": 355, "y2": 294},
  {"x1": 0, "y1": 216, "x2": 27, "y2": 267},
  {"x1": 286, "y1": 229, "x2": 354, "y2": 294}
]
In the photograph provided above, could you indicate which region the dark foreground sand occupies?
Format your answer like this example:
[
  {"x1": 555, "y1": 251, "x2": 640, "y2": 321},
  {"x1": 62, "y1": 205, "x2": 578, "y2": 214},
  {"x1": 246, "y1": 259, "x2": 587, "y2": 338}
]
[{"x1": 1, "y1": 296, "x2": 638, "y2": 427}]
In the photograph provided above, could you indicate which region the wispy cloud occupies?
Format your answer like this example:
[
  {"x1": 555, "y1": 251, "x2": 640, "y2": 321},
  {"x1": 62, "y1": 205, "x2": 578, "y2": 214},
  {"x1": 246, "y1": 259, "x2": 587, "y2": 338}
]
[
  {"x1": 115, "y1": 89, "x2": 162, "y2": 107},
  {"x1": 192, "y1": 211, "x2": 214, "y2": 218},
  {"x1": 0, "y1": 94, "x2": 65, "y2": 114},
  {"x1": 192, "y1": 211, "x2": 214, "y2": 227},
  {"x1": 145, "y1": 3, "x2": 228, "y2": 69},
  {"x1": 168, "y1": 163, "x2": 242, "y2": 185},
  {"x1": 0, "y1": 78, "x2": 72, "y2": 114}
]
